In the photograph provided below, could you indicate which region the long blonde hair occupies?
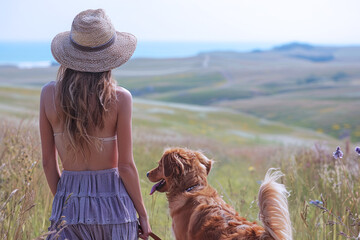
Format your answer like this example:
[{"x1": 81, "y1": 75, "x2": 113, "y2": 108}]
[{"x1": 56, "y1": 65, "x2": 117, "y2": 157}]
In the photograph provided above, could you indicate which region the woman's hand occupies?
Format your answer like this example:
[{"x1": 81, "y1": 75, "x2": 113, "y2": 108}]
[{"x1": 138, "y1": 215, "x2": 152, "y2": 239}]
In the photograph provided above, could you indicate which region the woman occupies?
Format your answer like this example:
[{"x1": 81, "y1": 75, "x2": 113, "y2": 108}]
[{"x1": 39, "y1": 9, "x2": 151, "y2": 240}]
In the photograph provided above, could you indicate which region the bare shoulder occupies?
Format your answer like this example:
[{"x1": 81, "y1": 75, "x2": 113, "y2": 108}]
[
  {"x1": 114, "y1": 86, "x2": 133, "y2": 117},
  {"x1": 42, "y1": 81, "x2": 56, "y2": 91},
  {"x1": 115, "y1": 86, "x2": 132, "y2": 106},
  {"x1": 40, "y1": 81, "x2": 56, "y2": 101}
]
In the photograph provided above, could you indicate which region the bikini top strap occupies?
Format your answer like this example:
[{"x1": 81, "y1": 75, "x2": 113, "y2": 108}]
[{"x1": 96, "y1": 135, "x2": 117, "y2": 142}]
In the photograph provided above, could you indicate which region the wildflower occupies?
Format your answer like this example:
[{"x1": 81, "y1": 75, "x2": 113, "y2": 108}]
[
  {"x1": 333, "y1": 146, "x2": 343, "y2": 159},
  {"x1": 248, "y1": 166, "x2": 255, "y2": 172},
  {"x1": 355, "y1": 146, "x2": 360, "y2": 155},
  {"x1": 309, "y1": 200, "x2": 323, "y2": 206}
]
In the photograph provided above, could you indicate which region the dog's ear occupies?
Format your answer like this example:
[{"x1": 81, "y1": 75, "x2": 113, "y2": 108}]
[
  {"x1": 163, "y1": 152, "x2": 185, "y2": 177},
  {"x1": 197, "y1": 152, "x2": 213, "y2": 175}
]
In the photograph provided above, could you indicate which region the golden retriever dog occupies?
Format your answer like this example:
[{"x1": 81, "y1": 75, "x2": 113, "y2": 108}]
[{"x1": 147, "y1": 148, "x2": 292, "y2": 240}]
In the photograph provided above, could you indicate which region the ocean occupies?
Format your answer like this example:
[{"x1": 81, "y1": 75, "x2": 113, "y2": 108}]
[{"x1": 0, "y1": 41, "x2": 275, "y2": 68}]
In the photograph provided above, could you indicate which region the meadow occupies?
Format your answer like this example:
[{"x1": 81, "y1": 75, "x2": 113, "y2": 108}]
[
  {"x1": 1, "y1": 43, "x2": 360, "y2": 239},
  {"x1": 2, "y1": 43, "x2": 360, "y2": 141},
  {"x1": 113, "y1": 44, "x2": 360, "y2": 142}
]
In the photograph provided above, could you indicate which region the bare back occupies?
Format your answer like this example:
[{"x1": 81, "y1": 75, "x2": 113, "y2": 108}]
[{"x1": 41, "y1": 81, "x2": 129, "y2": 171}]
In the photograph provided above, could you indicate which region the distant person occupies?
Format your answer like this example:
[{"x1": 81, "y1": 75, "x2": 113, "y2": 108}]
[{"x1": 39, "y1": 9, "x2": 151, "y2": 240}]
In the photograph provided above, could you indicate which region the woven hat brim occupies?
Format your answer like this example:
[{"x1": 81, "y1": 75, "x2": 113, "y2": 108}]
[{"x1": 51, "y1": 31, "x2": 137, "y2": 72}]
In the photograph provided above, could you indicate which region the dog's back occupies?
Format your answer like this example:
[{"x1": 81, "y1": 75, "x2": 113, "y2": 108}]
[
  {"x1": 188, "y1": 189, "x2": 268, "y2": 240},
  {"x1": 174, "y1": 169, "x2": 292, "y2": 240}
]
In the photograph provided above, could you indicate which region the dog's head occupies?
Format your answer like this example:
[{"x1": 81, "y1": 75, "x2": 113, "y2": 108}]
[{"x1": 147, "y1": 148, "x2": 213, "y2": 195}]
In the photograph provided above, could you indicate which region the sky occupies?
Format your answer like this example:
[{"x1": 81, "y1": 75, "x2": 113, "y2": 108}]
[{"x1": 1, "y1": 0, "x2": 360, "y2": 45}]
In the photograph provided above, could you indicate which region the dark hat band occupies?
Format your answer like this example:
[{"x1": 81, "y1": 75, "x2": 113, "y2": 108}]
[{"x1": 70, "y1": 34, "x2": 116, "y2": 52}]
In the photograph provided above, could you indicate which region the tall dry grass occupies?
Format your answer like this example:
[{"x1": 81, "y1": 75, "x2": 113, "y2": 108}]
[
  {"x1": 1, "y1": 120, "x2": 359, "y2": 239},
  {"x1": 0, "y1": 120, "x2": 53, "y2": 240},
  {"x1": 278, "y1": 143, "x2": 360, "y2": 239}
]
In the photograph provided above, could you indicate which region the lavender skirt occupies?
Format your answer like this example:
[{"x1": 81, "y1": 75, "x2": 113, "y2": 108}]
[{"x1": 47, "y1": 168, "x2": 138, "y2": 240}]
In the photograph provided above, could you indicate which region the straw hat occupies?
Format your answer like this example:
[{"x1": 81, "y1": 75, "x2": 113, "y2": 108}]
[{"x1": 51, "y1": 9, "x2": 137, "y2": 72}]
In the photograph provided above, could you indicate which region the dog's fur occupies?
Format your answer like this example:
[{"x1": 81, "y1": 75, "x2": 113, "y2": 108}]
[{"x1": 147, "y1": 148, "x2": 292, "y2": 240}]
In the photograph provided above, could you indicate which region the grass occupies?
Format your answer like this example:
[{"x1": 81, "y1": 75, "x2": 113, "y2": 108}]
[
  {"x1": 0, "y1": 121, "x2": 52, "y2": 239},
  {"x1": 118, "y1": 72, "x2": 225, "y2": 97},
  {"x1": 1, "y1": 119, "x2": 359, "y2": 239}
]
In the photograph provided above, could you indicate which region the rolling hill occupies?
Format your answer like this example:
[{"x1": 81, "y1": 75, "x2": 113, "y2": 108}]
[{"x1": 1, "y1": 42, "x2": 359, "y2": 142}]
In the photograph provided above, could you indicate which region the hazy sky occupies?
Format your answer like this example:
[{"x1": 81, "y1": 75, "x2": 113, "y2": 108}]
[{"x1": 1, "y1": 0, "x2": 360, "y2": 44}]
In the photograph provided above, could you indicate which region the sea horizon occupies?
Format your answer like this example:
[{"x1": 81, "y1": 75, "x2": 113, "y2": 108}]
[{"x1": 1, "y1": 40, "x2": 359, "y2": 69}]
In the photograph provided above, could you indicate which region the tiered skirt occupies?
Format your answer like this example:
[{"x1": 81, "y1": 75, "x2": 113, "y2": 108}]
[{"x1": 47, "y1": 168, "x2": 138, "y2": 240}]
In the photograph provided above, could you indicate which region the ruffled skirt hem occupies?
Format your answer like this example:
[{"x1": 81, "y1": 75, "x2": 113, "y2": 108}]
[
  {"x1": 47, "y1": 168, "x2": 138, "y2": 239},
  {"x1": 47, "y1": 221, "x2": 138, "y2": 240}
]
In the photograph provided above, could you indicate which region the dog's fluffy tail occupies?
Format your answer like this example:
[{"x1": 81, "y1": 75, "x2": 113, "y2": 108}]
[{"x1": 258, "y1": 169, "x2": 292, "y2": 240}]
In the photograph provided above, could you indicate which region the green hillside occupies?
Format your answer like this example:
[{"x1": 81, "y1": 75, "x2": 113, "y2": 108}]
[
  {"x1": 115, "y1": 44, "x2": 360, "y2": 142},
  {"x1": 1, "y1": 43, "x2": 359, "y2": 141},
  {"x1": 0, "y1": 85, "x2": 333, "y2": 147}
]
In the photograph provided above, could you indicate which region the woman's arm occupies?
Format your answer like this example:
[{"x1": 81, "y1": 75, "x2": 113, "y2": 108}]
[
  {"x1": 39, "y1": 84, "x2": 60, "y2": 196},
  {"x1": 116, "y1": 89, "x2": 151, "y2": 239}
]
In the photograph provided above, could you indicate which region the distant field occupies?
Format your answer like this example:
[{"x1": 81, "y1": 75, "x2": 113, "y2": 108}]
[
  {"x1": 115, "y1": 44, "x2": 359, "y2": 142},
  {"x1": 0, "y1": 85, "x2": 333, "y2": 148},
  {"x1": 1, "y1": 44, "x2": 359, "y2": 142}
]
